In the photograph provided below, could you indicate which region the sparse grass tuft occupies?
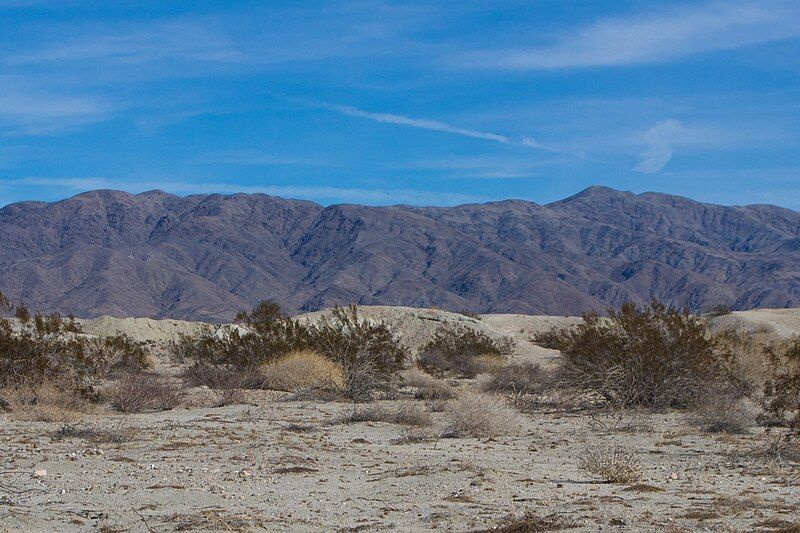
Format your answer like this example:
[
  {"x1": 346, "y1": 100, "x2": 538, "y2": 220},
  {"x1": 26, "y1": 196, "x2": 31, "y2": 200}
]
[
  {"x1": 52, "y1": 422, "x2": 132, "y2": 443},
  {"x1": 579, "y1": 444, "x2": 642, "y2": 483},
  {"x1": 337, "y1": 402, "x2": 432, "y2": 427},
  {"x1": 442, "y1": 391, "x2": 520, "y2": 438},
  {"x1": 474, "y1": 512, "x2": 578, "y2": 532}
]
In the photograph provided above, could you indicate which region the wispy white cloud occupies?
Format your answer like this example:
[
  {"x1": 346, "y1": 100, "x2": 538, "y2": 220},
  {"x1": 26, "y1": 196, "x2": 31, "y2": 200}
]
[
  {"x1": 0, "y1": 78, "x2": 112, "y2": 135},
  {"x1": 5, "y1": 177, "x2": 484, "y2": 206},
  {"x1": 461, "y1": 0, "x2": 800, "y2": 69},
  {"x1": 634, "y1": 119, "x2": 686, "y2": 173},
  {"x1": 7, "y1": 18, "x2": 245, "y2": 67}
]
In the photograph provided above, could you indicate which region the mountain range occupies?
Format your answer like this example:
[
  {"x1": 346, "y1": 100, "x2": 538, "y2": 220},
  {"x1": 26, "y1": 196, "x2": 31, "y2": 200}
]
[{"x1": 1, "y1": 186, "x2": 798, "y2": 321}]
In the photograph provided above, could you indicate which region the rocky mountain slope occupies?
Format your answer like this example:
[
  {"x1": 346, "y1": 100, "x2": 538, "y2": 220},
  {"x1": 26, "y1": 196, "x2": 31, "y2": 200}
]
[{"x1": 1, "y1": 186, "x2": 798, "y2": 321}]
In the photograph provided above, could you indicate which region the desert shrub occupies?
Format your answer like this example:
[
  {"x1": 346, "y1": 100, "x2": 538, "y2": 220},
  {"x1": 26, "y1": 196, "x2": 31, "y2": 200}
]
[
  {"x1": 308, "y1": 305, "x2": 407, "y2": 379},
  {"x1": 259, "y1": 350, "x2": 344, "y2": 392},
  {"x1": 531, "y1": 327, "x2": 571, "y2": 350},
  {"x1": 555, "y1": 300, "x2": 733, "y2": 408},
  {"x1": 579, "y1": 444, "x2": 642, "y2": 483},
  {"x1": 714, "y1": 329, "x2": 773, "y2": 395},
  {"x1": 338, "y1": 402, "x2": 432, "y2": 427},
  {"x1": 0, "y1": 380, "x2": 92, "y2": 423},
  {"x1": 181, "y1": 365, "x2": 263, "y2": 390},
  {"x1": 475, "y1": 513, "x2": 577, "y2": 533},
  {"x1": 707, "y1": 304, "x2": 733, "y2": 317},
  {"x1": 690, "y1": 386, "x2": 754, "y2": 434},
  {"x1": 173, "y1": 300, "x2": 310, "y2": 372},
  {"x1": 442, "y1": 391, "x2": 520, "y2": 438},
  {"x1": 417, "y1": 324, "x2": 512, "y2": 378},
  {"x1": 0, "y1": 318, "x2": 99, "y2": 389},
  {"x1": 402, "y1": 368, "x2": 456, "y2": 400},
  {"x1": 307, "y1": 305, "x2": 408, "y2": 400},
  {"x1": 52, "y1": 422, "x2": 132, "y2": 443},
  {"x1": 108, "y1": 372, "x2": 181, "y2": 413},
  {"x1": 482, "y1": 362, "x2": 548, "y2": 395},
  {"x1": 762, "y1": 341, "x2": 800, "y2": 429},
  {"x1": 211, "y1": 386, "x2": 246, "y2": 408},
  {"x1": 0, "y1": 293, "x2": 150, "y2": 394},
  {"x1": 97, "y1": 334, "x2": 152, "y2": 374},
  {"x1": 174, "y1": 302, "x2": 407, "y2": 400},
  {"x1": 13, "y1": 305, "x2": 30, "y2": 323}
]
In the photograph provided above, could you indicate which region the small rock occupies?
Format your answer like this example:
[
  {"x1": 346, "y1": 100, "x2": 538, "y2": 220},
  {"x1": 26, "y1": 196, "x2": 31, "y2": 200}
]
[{"x1": 33, "y1": 469, "x2": 47, "y2": 478}]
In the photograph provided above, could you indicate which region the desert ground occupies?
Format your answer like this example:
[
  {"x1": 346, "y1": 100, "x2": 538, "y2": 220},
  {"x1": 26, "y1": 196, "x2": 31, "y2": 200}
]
[{"x1": 1, "y1": 307, "x2": 799, "y2": 532}]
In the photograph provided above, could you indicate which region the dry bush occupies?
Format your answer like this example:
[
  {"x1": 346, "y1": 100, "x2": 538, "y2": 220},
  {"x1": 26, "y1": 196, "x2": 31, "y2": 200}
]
[
  {"x1": 393, "y1": 427, "x2": 436, "y2": 444},
  {"x1": 482, "y1": 362, "x2": 548, "y2": 395},
  {"x1": 690, "y1": 386, "x2": 755, "y2": 434},
  {"x1": 579, "y1": 444, "x2": 642, "y2": 483},
  {"x1": 211, "y1": 387, "x2": 246, "y2": 407},
  {"x1": 555, "y1": 300, "x2": 734, "y2": 408},
  {"x1": 417, "y1": 324, "x2": 512, "y2": 378},
  {"x1": 259, "y1": 350, "x2": 344, "y2": 392},
  {"x1": 1, "y1": 380, "x2": 92, "y2": 423},
  {"x1": 762, "y1": 340, "x2": 800, "y2": 429},
  {"x1": 402, "y1": 367, "x2": 456, "y2": 400},
  {"x1": 0, "y1": 294, "x2": 151, "y2": 401},
  {"x1": 475, "y1": 512, "x2": 577, "y2": 532},
  {"x1": 181, "y1": 365, "x2": 262, "y2": 390},
  {"x1": 52, "y1": 422, "x2": 132, "y2": 443},
  {"x1": 442, "y1": 391, "x2": 520, "y2": 438},
  {"x1": 107, "y1": 373, "x2": 181, "y2": 413},
  {"x1": 338, "y1": 401, "x2": 433, "y2": 426}
]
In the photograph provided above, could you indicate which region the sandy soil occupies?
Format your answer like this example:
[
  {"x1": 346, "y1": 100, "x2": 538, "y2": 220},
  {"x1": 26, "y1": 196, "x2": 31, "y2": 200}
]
[{"x1": 2, "y1": 307, "x2": 799, "y2": 532}]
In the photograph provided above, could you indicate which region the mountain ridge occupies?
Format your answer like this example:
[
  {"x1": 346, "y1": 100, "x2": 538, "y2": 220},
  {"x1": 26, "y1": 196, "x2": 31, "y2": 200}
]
[{"x1": 1, "y1": 186, "x2": 798, "y2": 321}]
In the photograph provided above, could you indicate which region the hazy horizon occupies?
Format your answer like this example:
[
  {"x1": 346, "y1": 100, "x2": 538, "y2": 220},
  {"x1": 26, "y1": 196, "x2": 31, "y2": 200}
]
[{"x1": 3, "y1": 183, "x2": 799, "y2": 211}]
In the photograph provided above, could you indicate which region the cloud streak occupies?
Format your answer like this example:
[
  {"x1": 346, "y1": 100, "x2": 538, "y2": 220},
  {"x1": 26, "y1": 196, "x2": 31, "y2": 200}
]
[
  {"x1": 324, "y1": 103, "x2": 511, "y2": 144},
  {"x1": 307, "y1": 99, "x2": 579, "y2": 158},
  {"x1": 462, "y1": 0, "x2": 800, "y2": 69}
]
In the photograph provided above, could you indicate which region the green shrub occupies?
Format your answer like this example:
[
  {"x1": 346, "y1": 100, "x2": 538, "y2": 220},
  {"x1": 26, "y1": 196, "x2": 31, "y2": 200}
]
[
  {"x1": 0, "y1": 318, "x2": 98, "y2": 389},
  {"x1": 173, "y1": 302, "x2": 408, "y2": 399},
  {"x1": 417, "y1": 324, "x2": 512, "y2": 378},
  {"x1": 172, "y1": 301, "x2": 309, "y2": 372},
  {"x1": 307, "y1": 305, "x2": 409, "y2": 400},
  {"x1": 555, "y1": 300, "x2": 732, "y2": 408},
  {"x1": 530, "y1": 327, "x2": 571, "y2": 350},
  {"x1": 0, "y1": 292, "x2": 148, "y2": 393},
  {"x1": 99, "y1": 334, "x2": 152, "y2": 374}
]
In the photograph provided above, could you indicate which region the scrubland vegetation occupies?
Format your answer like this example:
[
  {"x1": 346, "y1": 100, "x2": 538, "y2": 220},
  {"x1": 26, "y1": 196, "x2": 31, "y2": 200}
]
[{"x1": 1, "y1": 293, "x2": 799, "y2": 531}]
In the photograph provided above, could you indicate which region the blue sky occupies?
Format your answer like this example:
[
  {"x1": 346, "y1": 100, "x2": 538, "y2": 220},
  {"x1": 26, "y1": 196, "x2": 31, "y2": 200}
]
[{"x1": 1, "y1": 0, "x2": 799, "y2": 208}]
